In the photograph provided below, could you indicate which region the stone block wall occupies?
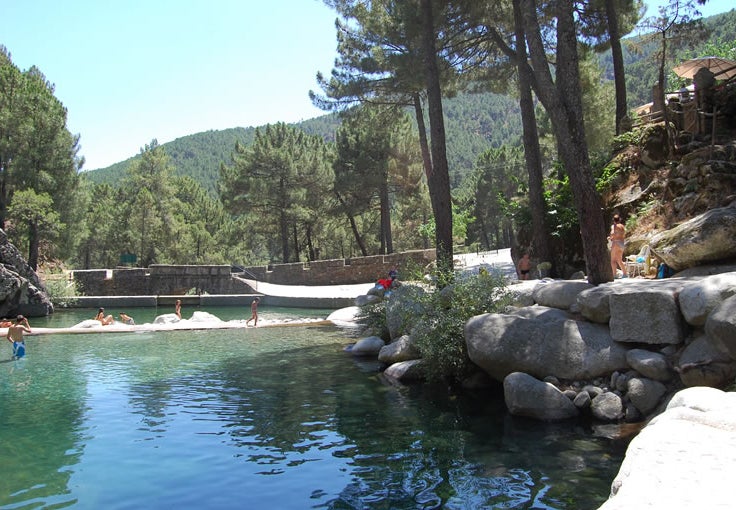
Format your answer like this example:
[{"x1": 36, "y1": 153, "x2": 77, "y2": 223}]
[
  {"x1": 240, "y1": 249, "x2": 436, "y2": 285},
  {"x1": 72, "y1": 265, "x2": 253, "y2": 297},
  {"x1": 70, "y1": 250, "x2": 436, "y2": 296}
]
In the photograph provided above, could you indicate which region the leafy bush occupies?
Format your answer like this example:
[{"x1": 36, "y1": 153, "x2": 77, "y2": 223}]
[
  {"x1": 625, "y1": 199, "x2": 658, "y2": 232},
  {"x1": 354, "y1": 267, "x2": 512, "y2": 383},
  {"x1": 355, "y1": 299, "x2": 389, "y2": 339},
  {"x1": 410, "y1": 269, "x2": 512, "y2": 383},
  {"x1": 611, "y1": 126, "x2": 647, "y2": 153},
  {"x1": 44, "y1": 277, "x2": 80, "y2": 308}
]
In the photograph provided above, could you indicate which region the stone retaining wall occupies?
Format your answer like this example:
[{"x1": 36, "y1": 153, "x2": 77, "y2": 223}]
[
  {"x1": 72, "y1": 265, "x2": 253, "y2": 297},
  {"x1": 240, "y1": 249, "x2": 435, "y2": 285},
  {"x1": 70, "y1": 250, "x2": 436, "y2": 296},
  {"x1": 63, "y1": 294, "x2": 352, "y2": 310}
]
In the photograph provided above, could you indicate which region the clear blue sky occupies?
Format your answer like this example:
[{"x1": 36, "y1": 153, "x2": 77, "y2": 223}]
[{"x1": 1, "y1": 0, "x2": 733, "y2": 170}]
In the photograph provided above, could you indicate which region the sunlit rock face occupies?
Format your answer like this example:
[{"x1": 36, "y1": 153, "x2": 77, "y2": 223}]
[
  {"x1": 0, "y1": 229, "x2": 53, "y2": 317},
  {"x1": 650, "y1": 206, "x2": 736, "y2": 271}
]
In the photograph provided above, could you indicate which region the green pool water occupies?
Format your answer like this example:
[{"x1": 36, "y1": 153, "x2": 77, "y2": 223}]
[{"x1": 0, "y1": 307, "x2": 624, "y2": 509}]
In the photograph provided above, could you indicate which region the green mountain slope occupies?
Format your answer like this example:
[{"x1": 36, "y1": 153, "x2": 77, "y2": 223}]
[
  {"x1": 83, "y1": 9, "x2": 735, "y2": 193},
  {"x1": 83, "y1": 93, "x2": 522, "y2": 193}
]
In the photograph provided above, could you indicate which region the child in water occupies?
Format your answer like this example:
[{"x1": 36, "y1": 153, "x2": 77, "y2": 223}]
[{"x1": 6, "y1": 315, "x2": 31, "y2": 359}]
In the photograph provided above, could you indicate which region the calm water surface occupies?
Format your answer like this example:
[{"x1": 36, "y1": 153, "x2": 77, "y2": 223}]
[{"x1": 0, "y1": 307, "x2": 625, "y2": 509}]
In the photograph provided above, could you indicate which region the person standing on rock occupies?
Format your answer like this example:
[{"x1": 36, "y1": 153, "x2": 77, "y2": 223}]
[
  {"x1": 517, "y1": 253, "x2": 532, "y2": 280},
  {"x1": 609, "y1": 214, "x2": 628, "y2": 278},
  {"x1": 7, "y1": 315, "x2": 31, "y2": 359},
  {"x1": 175, "y1": 299, "x2": 182, "y2": 320},
  {"x1": 246, "y1": 297, "x2": 259, "y2": 327}
]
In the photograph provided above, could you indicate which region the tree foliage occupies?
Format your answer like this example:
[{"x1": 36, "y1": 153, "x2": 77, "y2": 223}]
[
  {"x1": 3, "y1": 6, "x2": 733, "y2": 273},
  {"x1": 220, "y1": 123, "x2": 334, "y2": 263},
  {"x1": 0, "y1": 46, "x2": 83, "y2": 269}
]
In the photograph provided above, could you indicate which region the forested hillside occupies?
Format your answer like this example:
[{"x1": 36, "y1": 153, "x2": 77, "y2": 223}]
[
  {"x1": 4, "y1": 1, "x2": 734, "y2": 276},
  {"x1": 84, "y1": 93, "x2": 522, "y2": 192},
  {"x1": 601, "y1": 9, "x2": 736, "y2": 107},
  {"x1": 84, "y1": 8, "x2": 735, "y2": 193}
]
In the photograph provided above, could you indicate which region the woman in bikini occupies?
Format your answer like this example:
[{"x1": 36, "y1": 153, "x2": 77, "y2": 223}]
[
  {"x1": 95, "y1": 308, "x2": 114, "y2": 325},
  {"x1": 608, "y1": 214, "x2": 628, "y2": 278}
]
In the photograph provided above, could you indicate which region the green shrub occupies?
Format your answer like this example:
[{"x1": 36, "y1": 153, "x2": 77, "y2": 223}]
[
  {"x1": 355, "y1": 299, "x2": 389, "y2": 339},
  {"x1": 354, "y1": 267, "x2": 512, "y2": 383},
  {"x1": 44, "y1": 277, "x2": 80, "y2": 308},
  {"x1": 625, "y1": 199, "x2": 657, "y2": 231},
  {"x1": 611, "y1": 126, "x2": 647, "y2": 152},
  {"x1": 411, "y1": 269, "x2": 512, "y2": 383}
]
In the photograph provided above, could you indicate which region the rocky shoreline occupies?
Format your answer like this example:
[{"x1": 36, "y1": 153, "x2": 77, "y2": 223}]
[
  {"x1": 345, "y1": 266, "x2": 736, "y2": 508},
  {"x1": 352, "y1": 269, "x2": 736, "y2": 421}
]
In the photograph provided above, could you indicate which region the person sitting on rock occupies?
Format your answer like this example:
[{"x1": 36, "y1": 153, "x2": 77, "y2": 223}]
[{"x1": 95, "y1": 308, "x2": 114, "y2": 326}]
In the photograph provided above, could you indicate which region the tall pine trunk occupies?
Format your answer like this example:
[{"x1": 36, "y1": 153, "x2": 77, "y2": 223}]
[
  {"x1": 521, "y1": 0, "x2": 612, "y2": 283},
  {"x1": 335, "y1": 191, "x2": 368, "y2": 256},
  {"x1": 606, "y1": 0, "x2": 628, "y2": 135},
  {"x1": 420, "y1": 0, "x2": 453, "y2": 275},
  {"x1": 513, "y1": 0, "x2": 552, "y2": 268},
  {"x1": 413, "y1": 93, "x2": 433, "y2": 181},
  {"x1": 280, "y1": 211, "x2": 290, "y2": 263},
  {"x1": 379, "y1": 168, "x2": 393, "y2": 254}
]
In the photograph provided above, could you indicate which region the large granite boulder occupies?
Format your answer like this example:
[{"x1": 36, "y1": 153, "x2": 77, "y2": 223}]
[
  {"x1": 355, "y1": 294, "x2": 381, "y2": 307},
  {"x1": 348, "y1": 336, "x2": 385, "y2": 357},
  {"x1": 503, "y1": 372, "x2": 579, "y2": 421},
  {"x1": 639, "y1": 124, "x2": 668, "y2": 169},
  {"x1": 0, "y1": 229, "x2": 53, "y2": 317},
  {"x1": 385, "y1": 284, "x2": 426, "y2": 340},
  {"x1": 378, "y1": 334, "x2": 421, "y2": 364},
  {"x1": 678, "y1": 273, "x2": 736, "y2": 326},
  {"x1": 383, "y1": 359, "x2": 424, "y2": 382},
  {"x1": 532, "y1": 280, "x2": 594, "y2": 310},
  {"x1": 465, "y1": 308, "x2": 629, "y2": 381},
  {"x1": 501, "y1": 281, "x2": 536, "y2": 307},
  {"x1": 608, "y1": 283, "x2": 688, "y2": 344},
  {"x1": 626, "y1": 377, "x2": 668, "y2": 415},
  {"x1": 704, "y1": 294, "x2": 736, "y2": 360},
  {"x1": 591, "y1": 392, "x2": 624, "y2": 422},
  {"x1": 649, "y1": 205, "x2": 736, "y2": 271},
  {"x1": 625, "y1": 349, "x2": 672, "y2": 382},
  {"x1": 676, "y1": 333, "x2": 736, "y2": 388},
  {"x1": 597, "y1": 387, "x2": 736, "y2": 510},
  {"x1": 577, "y1": 285, "x2": 613, "y2": 324}
]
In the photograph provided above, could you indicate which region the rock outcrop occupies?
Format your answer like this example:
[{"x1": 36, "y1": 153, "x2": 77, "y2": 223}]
[
  {"x1": 349, "y1": 269, "x2": 736, "y2": 419},
  {"x1": 0, "y1": 229, "x2": 53, "y2": 317},
  {"x1": 465, "y1": 309, "x2": 628, "y2": 381},
  {"x1": 598, "y1": 387, "x2": 736, "y2": 510},
  {"x1": 503, "y1": 372, "x2": 579, "y2": 420},
  {"x1": 466, "y1": 273, "x2": 736, "y2": 422},
  {"x1": 649, "y1": 205, "x2": 736, "y2": 271}
]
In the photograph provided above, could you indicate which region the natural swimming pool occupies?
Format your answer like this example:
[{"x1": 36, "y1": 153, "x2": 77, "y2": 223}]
[{"x1": 1, "y1": 307, "x2": 625, "y2": 509}]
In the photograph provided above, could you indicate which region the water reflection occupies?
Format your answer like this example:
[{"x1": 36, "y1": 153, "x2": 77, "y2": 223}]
[
  {"x1": 0, "y1": 358, "x2": 86, "y2": 508},
  {"x1": 0, "y1": 312, "x2": 624, "y2": 509}
]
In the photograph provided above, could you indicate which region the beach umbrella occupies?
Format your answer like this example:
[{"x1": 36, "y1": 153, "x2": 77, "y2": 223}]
[{"x1": 673, "y1": 56, "x2": 736, "y2": 80}]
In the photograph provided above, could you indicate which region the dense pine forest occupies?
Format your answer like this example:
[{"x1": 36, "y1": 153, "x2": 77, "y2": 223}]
[
  {"x1": 2, "y1": 3, "x2": 735, "y2": 284},
  {"x1": 84, "y1": 92, "x2": 523, "y2": 192},
  {"x1": 86, "y1": 10, "x2": 736, "y2": 191}
]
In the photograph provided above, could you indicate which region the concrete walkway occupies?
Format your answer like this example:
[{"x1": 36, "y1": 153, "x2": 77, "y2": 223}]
[{"x1": 242, "y1": 248, "x2": 517, "y2": 301}]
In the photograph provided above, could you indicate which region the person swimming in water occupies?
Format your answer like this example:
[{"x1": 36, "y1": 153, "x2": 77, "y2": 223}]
[{"x1": 119, "y1": 312, "x2": 135, "y2": 325}]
